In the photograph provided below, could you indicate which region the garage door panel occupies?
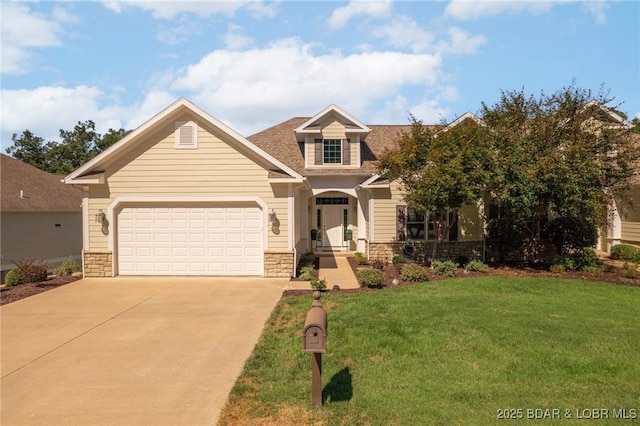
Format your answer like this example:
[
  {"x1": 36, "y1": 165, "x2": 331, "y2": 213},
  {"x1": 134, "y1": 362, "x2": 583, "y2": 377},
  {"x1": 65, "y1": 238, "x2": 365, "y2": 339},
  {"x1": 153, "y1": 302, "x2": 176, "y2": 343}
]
[{"x1": 118, "y1": 205, "x2": 263, "y2": 276}]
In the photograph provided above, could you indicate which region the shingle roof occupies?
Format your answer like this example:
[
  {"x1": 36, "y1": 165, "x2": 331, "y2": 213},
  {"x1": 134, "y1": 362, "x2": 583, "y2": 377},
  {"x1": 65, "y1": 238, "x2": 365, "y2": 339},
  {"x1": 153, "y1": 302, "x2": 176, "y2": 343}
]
[
  {"x1": 247, "y1": 118, "x2": 412, "y2": 175},
  {"x1": 1, "y1": 154, "x2": 83, "y2": 211}
]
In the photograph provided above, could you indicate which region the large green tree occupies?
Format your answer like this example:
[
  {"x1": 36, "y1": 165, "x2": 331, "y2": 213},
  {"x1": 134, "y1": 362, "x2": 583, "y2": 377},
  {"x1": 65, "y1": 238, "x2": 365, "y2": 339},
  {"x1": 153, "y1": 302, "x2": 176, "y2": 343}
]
[
  {"x1": 482, "y1": 85, "x2": 639, "y2": 255},
  {"x1": 5, "y1": 122, "x2": 128, "y2": 174},
  {"x1": 377, "y1": 115, "x2": 492, "y2": 260}
]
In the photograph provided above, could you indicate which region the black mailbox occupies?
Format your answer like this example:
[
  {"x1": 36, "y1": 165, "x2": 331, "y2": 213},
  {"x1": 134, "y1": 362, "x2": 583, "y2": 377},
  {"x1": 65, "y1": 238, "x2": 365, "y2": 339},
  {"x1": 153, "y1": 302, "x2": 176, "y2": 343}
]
[{"x1": 302, "y1": 292, "x2": 327, "y2": 353}]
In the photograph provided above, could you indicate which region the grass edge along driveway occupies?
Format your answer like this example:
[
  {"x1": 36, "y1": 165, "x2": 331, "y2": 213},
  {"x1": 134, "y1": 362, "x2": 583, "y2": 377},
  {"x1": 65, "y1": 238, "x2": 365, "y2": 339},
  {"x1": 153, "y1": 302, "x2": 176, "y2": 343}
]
[{"x1": 219, "y1": 277, "x2": 640, "y2": 426}]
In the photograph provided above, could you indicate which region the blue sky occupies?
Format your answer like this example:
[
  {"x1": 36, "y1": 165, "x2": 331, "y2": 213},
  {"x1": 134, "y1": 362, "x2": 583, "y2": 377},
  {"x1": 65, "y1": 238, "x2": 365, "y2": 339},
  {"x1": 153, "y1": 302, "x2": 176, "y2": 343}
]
[{"x1": 1, "y1": 1, "x2": 638, "y2": 150}]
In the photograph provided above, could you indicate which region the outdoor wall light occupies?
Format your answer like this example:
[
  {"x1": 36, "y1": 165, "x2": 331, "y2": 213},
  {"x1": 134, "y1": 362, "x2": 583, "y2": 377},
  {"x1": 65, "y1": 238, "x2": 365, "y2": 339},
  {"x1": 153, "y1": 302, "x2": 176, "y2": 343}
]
[
  {"x1": 269, "y1": 209, "x2": 277, "y2": 223},
  {"x1": 95, "y1": 209, "x2": 106, "y2": 224}
]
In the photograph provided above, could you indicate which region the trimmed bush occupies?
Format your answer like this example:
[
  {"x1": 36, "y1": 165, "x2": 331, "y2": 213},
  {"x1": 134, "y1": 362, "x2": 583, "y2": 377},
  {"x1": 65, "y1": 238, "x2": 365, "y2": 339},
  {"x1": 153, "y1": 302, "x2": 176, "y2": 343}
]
[
  {"x1": 310, "y1": 278, "x2": 327, "y2": 291},
  {"x1": 432, "y1": 260, "x2": 458, "y2": 277},
  {"x1": 354, "y1": 252, "x2": 369, "y2": 265},
  {"x1": 464, "y1": 260, "x2": 489, "y2": 273},
  {"x1": 5, "y1": 268, "x2": 24, "y2": 287},
  {"x1": 581, "y1": 265, "x2": 600, "y2": 276},
  {"x1": 14, "y1": 258, "x2": 48, "y2": 283},
  {"x1": 392, "y1": 254, "x2": 404, "y2": 265},
  {"x1": 550, "y1": 264, "x2": 566, "y2": 274},
  {"x1": 551, "y1": 248, "x2": 600, "y2": 272},
  {"x1": 610, "y1": 244, "x2": 640, "y2": 262},
  {"x1": 357, "y1": 269, "x2": 384, "y2": 288},
  {"x1": 55, "y1": 258, "x2": 81, "y2": 276},
  {"x1": 298, "y1": 265, "x2": 316, "y2": 281},
  {"x1": 621, "y1": 263, "x2": 639, "y2": 279},
  {"x1": 400, "y1": 262, "x2": 430, "y2": 282}
]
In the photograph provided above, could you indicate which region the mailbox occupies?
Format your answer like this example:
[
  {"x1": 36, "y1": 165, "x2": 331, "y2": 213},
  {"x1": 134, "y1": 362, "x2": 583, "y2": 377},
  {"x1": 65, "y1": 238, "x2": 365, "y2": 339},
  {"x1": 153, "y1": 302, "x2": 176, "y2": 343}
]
[{"x1": 302, "y1": 292, "x2": 327, "y2": 353}]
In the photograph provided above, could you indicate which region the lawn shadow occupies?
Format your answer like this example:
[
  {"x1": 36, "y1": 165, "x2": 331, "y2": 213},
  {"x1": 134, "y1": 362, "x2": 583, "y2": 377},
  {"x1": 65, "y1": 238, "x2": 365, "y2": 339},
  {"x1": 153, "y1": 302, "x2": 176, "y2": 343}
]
[{"x1": 322, "y1": 367, "x2": 352, "y2": 403}]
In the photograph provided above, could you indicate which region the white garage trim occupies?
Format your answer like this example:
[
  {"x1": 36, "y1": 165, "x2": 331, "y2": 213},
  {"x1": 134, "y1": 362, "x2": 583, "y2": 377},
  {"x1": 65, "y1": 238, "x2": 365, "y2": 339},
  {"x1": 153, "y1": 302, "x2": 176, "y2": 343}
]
[{"x1": 107, "y1": 196, "x2": 269, "y2": 276}]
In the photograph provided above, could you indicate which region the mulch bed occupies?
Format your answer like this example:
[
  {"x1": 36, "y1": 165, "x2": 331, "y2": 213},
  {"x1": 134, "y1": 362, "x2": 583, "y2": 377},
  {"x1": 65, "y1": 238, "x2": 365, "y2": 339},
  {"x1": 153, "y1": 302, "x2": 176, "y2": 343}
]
[
  {"x1": 1, "y1": 275, "x2": 81, "y2": 306},
  {"x1": 282, "y1": 257, "x2": 640, "y2": 298}
]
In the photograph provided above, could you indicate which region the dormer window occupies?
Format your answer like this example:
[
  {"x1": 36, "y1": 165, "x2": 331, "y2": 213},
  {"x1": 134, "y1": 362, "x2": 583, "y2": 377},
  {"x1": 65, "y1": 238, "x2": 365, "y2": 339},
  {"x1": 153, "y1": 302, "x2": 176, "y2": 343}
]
[{"x1": 323, "y1": 139, "x2": 342, "y2": 164}]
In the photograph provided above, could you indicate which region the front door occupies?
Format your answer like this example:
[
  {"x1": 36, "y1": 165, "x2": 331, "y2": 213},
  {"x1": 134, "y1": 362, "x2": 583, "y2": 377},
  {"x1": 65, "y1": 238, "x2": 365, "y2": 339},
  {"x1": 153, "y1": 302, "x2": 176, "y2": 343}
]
[{"x1": 322, "y1": 205, "x2": 345, "y2": 249}]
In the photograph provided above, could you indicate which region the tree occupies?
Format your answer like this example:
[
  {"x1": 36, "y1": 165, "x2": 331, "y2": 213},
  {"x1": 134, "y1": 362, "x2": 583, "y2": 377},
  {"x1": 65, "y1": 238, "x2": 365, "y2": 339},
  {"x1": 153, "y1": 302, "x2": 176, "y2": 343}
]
[
  {"x1": 5, "y1": 130, "x2": 50, "y2": 171},
  {"x1": 482, "y1": 84, "x2": 639, "y2": 254},
  {"x1": 377, "y1": 115, "x2": 492, "y2": 261},
  {"x1": 5, "y1": 122, "x2": 129, "y2": 174}
]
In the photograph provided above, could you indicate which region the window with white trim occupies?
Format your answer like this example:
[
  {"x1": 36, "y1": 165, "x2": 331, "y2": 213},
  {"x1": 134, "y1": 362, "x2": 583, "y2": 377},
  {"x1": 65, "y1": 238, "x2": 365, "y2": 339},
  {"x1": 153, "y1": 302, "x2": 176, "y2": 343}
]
[
  {"x1": 175, "y1": 121, "x2": 198, "y2": 149},
  {"x1": 323, "y1": 139, "x2": 341, "y2": 164},
  {"x1": 398, "y1": 206, "x2": 458, "y2": 241}
]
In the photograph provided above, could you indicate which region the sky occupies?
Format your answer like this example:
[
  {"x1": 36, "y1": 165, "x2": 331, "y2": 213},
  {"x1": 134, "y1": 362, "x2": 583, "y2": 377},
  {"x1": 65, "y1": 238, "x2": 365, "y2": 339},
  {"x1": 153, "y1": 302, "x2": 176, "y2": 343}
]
[{"x1": 1, "y1": 0, "x2": 639, "y2": 150}]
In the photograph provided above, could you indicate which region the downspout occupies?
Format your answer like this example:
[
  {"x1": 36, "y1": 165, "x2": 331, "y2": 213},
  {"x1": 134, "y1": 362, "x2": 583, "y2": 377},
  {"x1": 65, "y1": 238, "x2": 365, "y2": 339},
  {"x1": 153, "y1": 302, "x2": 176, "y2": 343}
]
[{"x1": 289, "y1": 184, "x2": 296, "y2": 278}]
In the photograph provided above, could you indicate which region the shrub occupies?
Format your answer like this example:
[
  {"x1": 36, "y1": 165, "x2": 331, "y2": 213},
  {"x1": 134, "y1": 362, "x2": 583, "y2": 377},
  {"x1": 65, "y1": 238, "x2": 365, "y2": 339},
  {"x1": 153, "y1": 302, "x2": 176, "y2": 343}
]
[
  {"x1": 55, "y1": 258, "x2": 81, "y2": 276},
  {"x1": 464, "y1": 260, "x2": 489, "y2": 273},
  {"x1": 486, "y1": 216, "x2": 526, "y2": 262},
  {"x1": 357, "y1": 269, "x2": 384, "y2": 288},
  {"x1": 432, "y1": 260, "x2": 458, "y2": 277},
  {"x1": 610, "y1": 244, "x2": 640, "y2": 262},
  {"x1": 543, "y1": 216, "x2": 597, "y2": 254},
  {"x1": 551, "y1": 248, "x2": 600, "y2": 272},
  {"x1": 401, "y1": 262, "x2": 430, "y2": 282},
  {"x1": 14, "y1": 258, "x2": 48, "y2": 283},
  {"x1": 310, "y1": 278, "x2": 327, "y2": 291},
  {"x1": 621, "y1": 263, "x2": 639, "y2": 279},
  {"x1": 298, "y1": 265, "x2": 316, "y2": 281},
  {"x1": 551, "y1": 254, "x2": 575, "y2": 271},
  {"x1": 354, "y1": 252, "x2": 369, "y2": 265},
  {"x1": 392, "y1": 254, "x2": 404, "y2": 265},
  {"x1": 370, "y1": 258, "x2": 386, "y2": 270},
  {"x1": 550, "y1": 264, "x2": 566, "y2": 273},
  {"x1": 5, "y1": 268, "x2": 24, "y2": 286},
  {"x1": 581, "y1": 265, "x2": 600, "y2": 276}
]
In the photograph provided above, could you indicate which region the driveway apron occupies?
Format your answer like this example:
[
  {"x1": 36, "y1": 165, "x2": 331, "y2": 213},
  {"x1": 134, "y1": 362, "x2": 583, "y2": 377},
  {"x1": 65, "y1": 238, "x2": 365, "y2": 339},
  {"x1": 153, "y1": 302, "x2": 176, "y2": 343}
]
[{"x1": 1, "y1": 277, "x2": 286, "y2": 426}]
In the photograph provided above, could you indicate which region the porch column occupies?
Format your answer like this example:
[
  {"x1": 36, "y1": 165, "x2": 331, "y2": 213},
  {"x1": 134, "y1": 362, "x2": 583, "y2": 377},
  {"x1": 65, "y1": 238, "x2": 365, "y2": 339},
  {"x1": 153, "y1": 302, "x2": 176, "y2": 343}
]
[
  {"x1": 607, "y1": 200, "x2": 622, "y2": 252},
  {"x1": 356, "y1": 189, "x2": 369, "y2": 253}
]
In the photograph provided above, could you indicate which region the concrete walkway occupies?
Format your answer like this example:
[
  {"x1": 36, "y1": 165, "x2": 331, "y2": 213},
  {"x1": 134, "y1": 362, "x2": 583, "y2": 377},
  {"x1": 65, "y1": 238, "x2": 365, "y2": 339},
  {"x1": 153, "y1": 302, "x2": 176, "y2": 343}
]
[
  {"x1": 286, "y1": 252, "x2": 360, "y2": 290},
  {"x1": 1, "y1": 277, "x2": 287, "y2": 426}
]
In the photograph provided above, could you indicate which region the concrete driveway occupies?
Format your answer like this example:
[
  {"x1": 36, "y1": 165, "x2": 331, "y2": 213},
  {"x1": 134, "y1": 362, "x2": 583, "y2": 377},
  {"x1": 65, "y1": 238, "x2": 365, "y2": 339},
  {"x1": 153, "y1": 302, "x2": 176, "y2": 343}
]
[{"x1": 1, "y1": 277, "x2": 287, "y2": 425}]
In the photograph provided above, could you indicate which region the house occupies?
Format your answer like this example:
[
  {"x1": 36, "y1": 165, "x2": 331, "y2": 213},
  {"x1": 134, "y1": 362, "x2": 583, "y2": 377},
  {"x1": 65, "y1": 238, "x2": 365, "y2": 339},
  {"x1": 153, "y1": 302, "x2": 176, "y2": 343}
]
[
  {"x1": 64, "y1": 99, "x2": 485, "y2": 278},
  {"x1": 1, "y1": 154, "x2": 83, "y2": 282}
]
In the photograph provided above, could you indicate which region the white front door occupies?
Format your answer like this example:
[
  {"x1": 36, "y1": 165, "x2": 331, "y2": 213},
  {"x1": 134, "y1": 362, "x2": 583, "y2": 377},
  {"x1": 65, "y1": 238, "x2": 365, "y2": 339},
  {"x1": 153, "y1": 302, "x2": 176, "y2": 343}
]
[{"x1": 322, "y1": 205, "x2": 345, "y2": 249}]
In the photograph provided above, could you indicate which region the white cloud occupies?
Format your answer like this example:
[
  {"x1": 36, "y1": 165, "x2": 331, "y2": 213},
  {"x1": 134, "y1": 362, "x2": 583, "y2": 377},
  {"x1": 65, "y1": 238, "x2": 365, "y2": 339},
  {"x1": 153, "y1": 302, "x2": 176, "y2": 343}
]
[
  {"x1": 436, "y1": 27, "x2": 486, "y2": 54},
  {"x1": 0, "y1": 3, "x2": 78, "y2": 74},
  {"x1": 100, "y1": 0, "x2": 274, "y2": 20},
  {"x1": 157, "y1": 18, "x2": 203, "y2": 45},
  {"x1": 444, "y1": 0, "x2": 555, "y2": 21},
  {"x1": 327, "y1": 0, "x2": 392, "y2": 30},
  {"x1": 583, "y1": 1, "x2": 608, "y2": 25},
  {"x1": 223, "y1": 24, "x2": 254, "y2": 50},
  {"x1": 370, "y1": 16, "x2": 435, "y2": 52},
  {"x1": 168, "y1": 38, "x2": 442, "y2": 134}
]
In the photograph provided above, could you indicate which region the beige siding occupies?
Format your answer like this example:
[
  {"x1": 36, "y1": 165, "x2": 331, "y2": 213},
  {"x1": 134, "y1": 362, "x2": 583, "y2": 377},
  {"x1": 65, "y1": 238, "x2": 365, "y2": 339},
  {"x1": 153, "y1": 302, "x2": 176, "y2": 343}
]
[
  {"x1": 621, "y1": 185, "x2": 640, "y2": 222},
  {"x1": 349, "y1": 135, "x2": 359, "y2": 166},
  {"x1": 88, "y1": 112, "x2": 288, "y2": 252},
  {"x1": 372, "y1": 181, "x2": 483, "y2": 242},
  {"x1": 1, "y1": 211, "x2": 82, "y2": 271},
  {"x1": 622, "y1": 222, "x2": 640, "y2": 243},
  {"x1": 305, "y1": 119, "x2": 361, "y2": 168},
  {"x1": 320, "y1": 118, "x2": 346, "y2": 139},
  {"x1": 372, "y1": 181, "x2": 405, "y2": 242}
]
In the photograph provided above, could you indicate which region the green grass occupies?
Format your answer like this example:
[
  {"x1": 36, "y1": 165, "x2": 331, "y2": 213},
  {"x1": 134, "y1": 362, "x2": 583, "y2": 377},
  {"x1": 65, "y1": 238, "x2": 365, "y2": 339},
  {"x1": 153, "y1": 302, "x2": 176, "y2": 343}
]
[{"x1": 218, "y1": 277, "x2": 640, "y2": 425}]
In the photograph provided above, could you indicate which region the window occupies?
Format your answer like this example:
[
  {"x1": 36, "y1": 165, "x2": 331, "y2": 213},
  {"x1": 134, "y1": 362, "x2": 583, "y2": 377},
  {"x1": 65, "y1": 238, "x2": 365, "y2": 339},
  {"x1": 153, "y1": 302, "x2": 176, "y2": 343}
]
[
  {"x1": 323, "y1": 139, "x2": 341, "y2": 164},
  {"x1": 398, "y1": 206, "x2": 458, "y2": 241},
  {"x1": 316, "y1": 197, "x2": 349, "y2": 205}
]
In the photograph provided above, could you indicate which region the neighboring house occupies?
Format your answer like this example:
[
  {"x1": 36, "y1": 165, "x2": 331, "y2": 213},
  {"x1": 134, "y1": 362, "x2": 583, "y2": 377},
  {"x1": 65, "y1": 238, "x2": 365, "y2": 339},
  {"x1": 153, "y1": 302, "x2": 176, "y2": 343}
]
[
  {"x1": 64, "y1": 99, "x2": 485, "y2": 278},
  {"x1": 1, "y1": 154, "x2": 83, "y2": 282}
]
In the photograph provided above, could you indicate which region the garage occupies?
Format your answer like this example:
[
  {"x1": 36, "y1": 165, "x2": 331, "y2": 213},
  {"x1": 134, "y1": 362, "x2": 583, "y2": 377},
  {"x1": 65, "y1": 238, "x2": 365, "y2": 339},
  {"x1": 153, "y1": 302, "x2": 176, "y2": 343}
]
[{"x1": 117, "y1": 205, "x2": 263, "y2": 276}]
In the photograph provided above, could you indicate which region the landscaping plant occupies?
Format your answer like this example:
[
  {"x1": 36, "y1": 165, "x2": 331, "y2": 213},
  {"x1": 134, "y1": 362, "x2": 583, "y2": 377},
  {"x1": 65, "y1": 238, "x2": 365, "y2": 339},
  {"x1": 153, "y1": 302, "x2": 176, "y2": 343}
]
[
  {"x1": 357, "y1": 269, "x2": 384, "y2": 288},
  {"x1": 55, "y1": 258, "x2": 81, "y2": 276},
  {"x1": 464, "y1": 260, "x2": 489, "y2": 273},
  {"x1": 432, "y1": 260, "x2": 458, "y2": 276},
  {"x1": 400, "y1": 262, "x2": 429, "y2": 282},
  {"x1": 353, "y1": 252, "x2": 369, "y2": 265},
  {"x1": 297, "y1": 265, "x2": 315, "y2": 281},
  {"x1": 611, "y1": 244, "x2": 640, "y2": 262},
  {"x1": 4, "y1": 268, "x2": 23, "y2": 287},
  {"x1": 14, "y1": 258, "x2": 48, "y2": 283},
  {"x1": 310, "y1": 278, "x2": 327, "y2": 291}
]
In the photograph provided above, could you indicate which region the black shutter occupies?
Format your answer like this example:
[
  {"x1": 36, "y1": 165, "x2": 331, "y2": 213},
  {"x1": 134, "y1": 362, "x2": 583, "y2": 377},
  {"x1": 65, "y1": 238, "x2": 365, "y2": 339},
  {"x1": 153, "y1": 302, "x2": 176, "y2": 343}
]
[
  {"x1": 342, "y1": 138, "x2": 350, "y2": 165},
  {"x1": 396, "y1": 205, "x2": 406, "y2": 241},
  {"x1": 314, "y1": 139, "x2": 322, "y2": 165}
]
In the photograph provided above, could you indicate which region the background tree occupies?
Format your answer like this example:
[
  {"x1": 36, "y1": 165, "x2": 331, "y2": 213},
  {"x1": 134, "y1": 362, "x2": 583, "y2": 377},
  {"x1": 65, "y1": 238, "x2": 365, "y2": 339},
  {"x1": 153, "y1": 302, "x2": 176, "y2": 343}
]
[
  {"x1": 377, "y1": 115, "x2": 492, "y2": 261},
  {"x1": 5, "y1": 130, "x2": 50, "y2": 171},
  {"x1": 482, "y1": 84, "x2": 639, "y2": 255},
  {"x1": 5, "y1": 121, "x2": 128, "y2": 174}
]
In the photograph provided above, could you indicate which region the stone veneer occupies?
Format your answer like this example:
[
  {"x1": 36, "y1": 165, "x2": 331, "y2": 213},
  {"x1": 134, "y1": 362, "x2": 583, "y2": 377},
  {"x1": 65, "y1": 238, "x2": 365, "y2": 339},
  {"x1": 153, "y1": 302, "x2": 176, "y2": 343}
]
[
  {"x1": 369, "y1": 241, "x2": 484, "y2": 263},
  {"x1": 264, "y1": 251, "x2": 295, "y2": 278},
  {"x1": 83, "y1": 251, "x2": 113, "y2": 277}
]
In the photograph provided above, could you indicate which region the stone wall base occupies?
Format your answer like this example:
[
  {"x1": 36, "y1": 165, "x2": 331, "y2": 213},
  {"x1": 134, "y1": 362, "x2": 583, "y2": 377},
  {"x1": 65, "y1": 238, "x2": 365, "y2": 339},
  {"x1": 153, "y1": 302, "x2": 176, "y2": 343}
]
[
  {"x1": 264, "y1": 251, "x2": 295, "y2": 278},
  {"x1": 83, "y1": 251, "x2": 113, "y2": 277},
  {"x1": 369, "y1": 241, "x2": 484, "y2": 263}
]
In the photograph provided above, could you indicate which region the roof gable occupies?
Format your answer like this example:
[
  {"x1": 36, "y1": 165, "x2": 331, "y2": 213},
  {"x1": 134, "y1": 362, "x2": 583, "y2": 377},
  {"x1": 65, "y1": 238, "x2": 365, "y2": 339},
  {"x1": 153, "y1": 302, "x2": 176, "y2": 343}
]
[
  {"x1": 1, "y1": 154, "x2": 83, "y2": 211},
  {"x1": 64, "y1": 98, "x2": 302, "y2": 184},
  {"x1": 294, "y1": 104, "x2": 371, "y2": 135}
]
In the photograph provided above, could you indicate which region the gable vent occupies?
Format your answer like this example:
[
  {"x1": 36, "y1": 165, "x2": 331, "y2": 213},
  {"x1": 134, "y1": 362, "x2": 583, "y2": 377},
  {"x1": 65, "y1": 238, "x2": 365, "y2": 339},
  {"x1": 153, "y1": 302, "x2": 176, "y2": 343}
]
[{"x1": 175, "y1": 121, "x2": 198, "y2": 149}]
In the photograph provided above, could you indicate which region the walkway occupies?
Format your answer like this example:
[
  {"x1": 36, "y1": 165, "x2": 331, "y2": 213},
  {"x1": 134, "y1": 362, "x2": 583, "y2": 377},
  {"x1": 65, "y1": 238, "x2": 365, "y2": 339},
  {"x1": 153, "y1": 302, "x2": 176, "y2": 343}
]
[{"x1": 286, "y1": 252, "x2": 360, "y2": 290}]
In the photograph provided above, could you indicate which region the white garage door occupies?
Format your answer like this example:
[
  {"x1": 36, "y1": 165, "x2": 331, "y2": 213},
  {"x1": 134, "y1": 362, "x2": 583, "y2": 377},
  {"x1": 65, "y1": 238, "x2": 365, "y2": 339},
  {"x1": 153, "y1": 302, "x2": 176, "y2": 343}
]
[{"x1": 117, "y1": 205, "x2": 263, "y2": 276}]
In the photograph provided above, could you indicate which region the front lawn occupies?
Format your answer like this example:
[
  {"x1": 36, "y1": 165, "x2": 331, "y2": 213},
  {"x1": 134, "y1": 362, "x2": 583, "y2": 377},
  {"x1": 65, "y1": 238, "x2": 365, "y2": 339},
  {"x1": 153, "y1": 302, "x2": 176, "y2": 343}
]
[{"x1": 218, "y1": 277, "x2": 639, "y2": 425}]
